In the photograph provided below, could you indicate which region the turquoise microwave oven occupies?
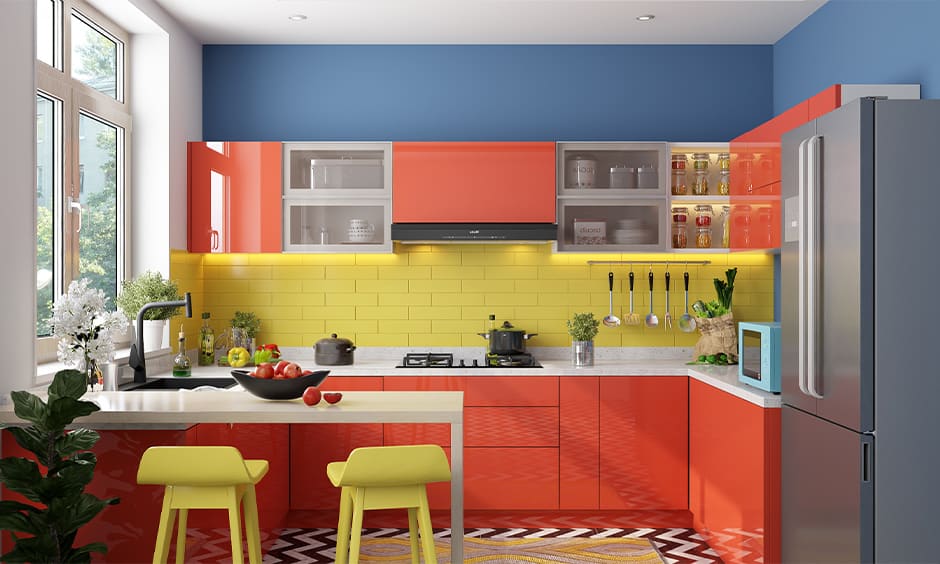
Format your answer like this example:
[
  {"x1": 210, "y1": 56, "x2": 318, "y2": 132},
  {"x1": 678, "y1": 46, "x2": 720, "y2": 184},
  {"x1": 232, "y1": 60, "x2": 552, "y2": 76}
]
[{"x1": 738, "y1": 321, "x2": 781, "y2": 393}]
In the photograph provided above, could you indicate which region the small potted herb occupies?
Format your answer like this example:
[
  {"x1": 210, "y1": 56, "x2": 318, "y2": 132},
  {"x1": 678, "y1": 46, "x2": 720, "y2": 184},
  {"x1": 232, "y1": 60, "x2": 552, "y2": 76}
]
[
  {"x1": 115, "y1": 271, "x2": 183, "y2": 351},
  {"x1": 567, "y1": 312, "x2": 600, "y2": 367},
  {"x1": 230, "y1": 310, "x2": 261, "y2": 353}
]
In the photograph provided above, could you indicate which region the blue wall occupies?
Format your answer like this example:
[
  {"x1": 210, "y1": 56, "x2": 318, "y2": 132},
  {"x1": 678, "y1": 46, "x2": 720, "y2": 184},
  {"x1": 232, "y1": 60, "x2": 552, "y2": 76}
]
[
  {"x1": 203, "y1": 45, "x2": 772, "y2": 141},
  {"x1": 774, "y1": 0, "x2": 940, "y2": 112}
]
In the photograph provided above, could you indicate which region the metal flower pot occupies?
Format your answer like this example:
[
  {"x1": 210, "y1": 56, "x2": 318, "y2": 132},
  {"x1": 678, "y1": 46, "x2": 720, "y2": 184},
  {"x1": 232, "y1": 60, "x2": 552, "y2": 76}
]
[{"x1": 571, "y1": 340, "x2": 594, "y2": 367}]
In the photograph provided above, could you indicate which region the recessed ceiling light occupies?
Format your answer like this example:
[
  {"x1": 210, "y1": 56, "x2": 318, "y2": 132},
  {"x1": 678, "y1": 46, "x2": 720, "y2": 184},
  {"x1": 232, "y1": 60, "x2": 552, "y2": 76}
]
[
  {"x1": 636, "y1": 14, "x2": 655, "y2": 22},
  {"x1": 288, "y1": 14, "x2": 307, "y2": 21}
]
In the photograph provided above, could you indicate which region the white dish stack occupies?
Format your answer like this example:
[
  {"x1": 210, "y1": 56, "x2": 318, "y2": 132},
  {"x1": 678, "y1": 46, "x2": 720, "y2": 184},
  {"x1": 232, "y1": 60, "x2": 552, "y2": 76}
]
[
  {"x1": 347, "y1": 219, "x2": 375, "y2": 243},
  {"x1": 611, "y1": 218, "x2": 649, "y2": 245}
]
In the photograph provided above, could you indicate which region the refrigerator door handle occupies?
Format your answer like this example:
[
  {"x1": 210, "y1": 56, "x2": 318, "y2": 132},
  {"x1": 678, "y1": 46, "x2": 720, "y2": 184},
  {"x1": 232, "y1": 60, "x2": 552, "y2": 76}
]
[
  {"x1": 805, "y1": 135, "x2": 824, "y2": 399},
  {"x1": 797, "y1": 136, "x2": 811, "y2": 396}
]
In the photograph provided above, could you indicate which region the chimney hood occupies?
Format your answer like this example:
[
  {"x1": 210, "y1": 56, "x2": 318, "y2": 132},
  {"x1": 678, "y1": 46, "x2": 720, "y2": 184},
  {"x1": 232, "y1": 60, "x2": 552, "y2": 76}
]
[{"x1": 392, "y1": 223, "x2": 557, "y2": 243}]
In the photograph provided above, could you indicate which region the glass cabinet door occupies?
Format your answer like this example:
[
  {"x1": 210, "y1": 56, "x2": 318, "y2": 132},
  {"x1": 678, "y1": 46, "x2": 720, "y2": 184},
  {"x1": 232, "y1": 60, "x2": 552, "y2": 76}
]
[
  {"x1": 282, "y1": 199, "x2": 391, "y2": 253},
  {"x1": 283, "y1": 142, "x2": 391, "y2": 197},
  {"x1": 557, "y1": 142, "x2": 669, "y2": 197},
  {"x1": 557, "y1": 199, "x2": 668, "y2": 252}
]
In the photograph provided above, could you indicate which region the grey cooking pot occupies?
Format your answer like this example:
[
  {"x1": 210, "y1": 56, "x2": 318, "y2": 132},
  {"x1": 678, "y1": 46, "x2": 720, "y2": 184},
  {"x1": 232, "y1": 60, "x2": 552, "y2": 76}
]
[
  {"x1": 314, "y1": 333, "x2": 356, "y2": 365},
  {"x1": 477, "y1": 321, "x2": 538, "y2": 355}
]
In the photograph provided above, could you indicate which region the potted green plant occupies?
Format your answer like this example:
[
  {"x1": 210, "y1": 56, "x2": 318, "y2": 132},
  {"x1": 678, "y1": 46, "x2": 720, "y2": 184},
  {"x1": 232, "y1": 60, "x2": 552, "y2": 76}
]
[
  {"x1": 567, "y1": 312, "x2": 600, "y2": 367},
  {"x1": 229, "y1": 310, "x2": 261, "y2": 354},
  {"x1": 115, "y1": 270, "x2": 183, "y2": 351},
  {"x1": 0, "y1": 369, "x2": 119, "y2": 562}
]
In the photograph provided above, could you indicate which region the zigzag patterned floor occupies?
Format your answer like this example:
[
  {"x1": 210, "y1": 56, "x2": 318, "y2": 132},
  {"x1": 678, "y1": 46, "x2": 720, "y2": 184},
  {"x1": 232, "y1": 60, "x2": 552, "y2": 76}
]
[{"x1": 184, "y1": 527, "x2": 723, "y2": 563}]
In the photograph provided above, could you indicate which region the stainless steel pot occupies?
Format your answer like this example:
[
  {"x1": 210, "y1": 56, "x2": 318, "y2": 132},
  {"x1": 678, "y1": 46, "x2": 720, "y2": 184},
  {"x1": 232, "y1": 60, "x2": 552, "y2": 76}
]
[
  {"x1": 478, "y1": 321, "x2": 538, "y2": 355},
  {"x1": 314, "y1": 333, "x2": 356, "y2": 365}
]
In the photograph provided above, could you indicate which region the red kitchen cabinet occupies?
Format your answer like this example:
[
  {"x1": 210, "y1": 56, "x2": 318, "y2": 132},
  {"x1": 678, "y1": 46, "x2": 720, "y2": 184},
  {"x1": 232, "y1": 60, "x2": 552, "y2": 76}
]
[
  {"x1": 689, "y1": 379, "x2": 781, "y2": 564},
  {"x1": 384, "y1": 376, "x2": 465, "y2": 447},
  {"x1": 186, "y1": 423, "x2": 290, "y2": 529},
  {"x1": 560, "y1": 376, "x2": 600, "y2": 509},
  {"x1": 599, "y1": 376, "x2": 688, "y2": 510},
  {"x1": 465, "y1": 447, "x2": 559, "y2": 510},
  {"x1": 188, "y1": 141, "x2": 282, "y2": 253},
  {"x1": 464, "y1": 375, "x2": 559, "y2": 406},
  {"x1": 392, "y1": 142, "x2": 556, "y2": 223},
  {"x1": 290, "y1": 376, "x2": 384, "y2": 510}
]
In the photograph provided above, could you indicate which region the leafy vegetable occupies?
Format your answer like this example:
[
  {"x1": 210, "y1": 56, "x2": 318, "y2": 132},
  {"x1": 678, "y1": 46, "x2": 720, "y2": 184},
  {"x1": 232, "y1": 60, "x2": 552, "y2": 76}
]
[{"x1": 714, "y1": 268, "x2": 737, "y2": 311}]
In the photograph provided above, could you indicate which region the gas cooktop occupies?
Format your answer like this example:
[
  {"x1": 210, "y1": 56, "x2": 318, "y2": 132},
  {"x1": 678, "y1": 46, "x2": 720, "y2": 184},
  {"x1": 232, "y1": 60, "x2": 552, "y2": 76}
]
[{"x1": 396, "y1": 352, "x2": 542, "y2": 369}]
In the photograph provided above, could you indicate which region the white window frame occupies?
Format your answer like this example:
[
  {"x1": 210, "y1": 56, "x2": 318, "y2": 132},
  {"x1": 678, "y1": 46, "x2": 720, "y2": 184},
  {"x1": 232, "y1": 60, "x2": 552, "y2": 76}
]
[{"x1": 36, "y1": 0, "x2": 133, "y2": 363}]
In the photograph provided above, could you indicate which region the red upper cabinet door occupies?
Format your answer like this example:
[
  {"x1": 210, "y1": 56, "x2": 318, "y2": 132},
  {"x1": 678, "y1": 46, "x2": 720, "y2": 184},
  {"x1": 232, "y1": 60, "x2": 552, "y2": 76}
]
[
  {"x1": 392, "y1": 142, "x2": 556, "y2": 223},
  {"x1": 188, "y1": 141, "x2": 282, "y2": 253},
  {"x1": 599, "y1": 376, "x2": 688, "y2": 510}
]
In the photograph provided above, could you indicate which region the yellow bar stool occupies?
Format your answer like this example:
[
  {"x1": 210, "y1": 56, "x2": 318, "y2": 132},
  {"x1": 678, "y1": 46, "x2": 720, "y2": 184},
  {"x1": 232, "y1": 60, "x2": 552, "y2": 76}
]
[
  {"x1": 328, "y1": 444, "x2": 452, "y2": 564},
  {"x1": 136, "y1": 446, "x2": 269, "y2": 564}
]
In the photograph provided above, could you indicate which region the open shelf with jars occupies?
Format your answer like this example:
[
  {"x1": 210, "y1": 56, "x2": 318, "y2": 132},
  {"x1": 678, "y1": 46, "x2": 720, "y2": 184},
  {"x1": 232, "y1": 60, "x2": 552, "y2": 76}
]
[
  {"x1": 281, "y1": 142, "x2": 392, "y2": 253},
  {"x1": 669, "y1": 143, "x2": 734, "y2": 253}
]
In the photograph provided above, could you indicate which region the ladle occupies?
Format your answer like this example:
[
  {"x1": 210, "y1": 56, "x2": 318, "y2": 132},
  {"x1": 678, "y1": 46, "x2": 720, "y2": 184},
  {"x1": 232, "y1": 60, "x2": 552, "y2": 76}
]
[
  {"x1": 645, "y1": 270, "x2": 659, "y2": 328},
  {"x1": 603, "y1": 272, "x2": 621, "y2": 327},
  {"x1": 678, "y1": 270, "x2": 697, "y2": 332},
  {"x1": 664, "y1": 271, "x2": 673, "y2": 330}
]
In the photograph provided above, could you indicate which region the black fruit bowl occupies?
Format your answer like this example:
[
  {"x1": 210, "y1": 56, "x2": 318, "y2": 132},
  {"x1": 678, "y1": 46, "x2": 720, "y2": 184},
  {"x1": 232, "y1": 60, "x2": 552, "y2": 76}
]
[{"x1": 231, "y1": 369, "x2": 330, "y2": 400}]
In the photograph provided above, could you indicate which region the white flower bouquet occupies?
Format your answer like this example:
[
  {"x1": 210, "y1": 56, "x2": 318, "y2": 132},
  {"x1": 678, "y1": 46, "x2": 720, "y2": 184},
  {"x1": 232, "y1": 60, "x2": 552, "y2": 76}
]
[{"x1": 51, "y1": 279, "x2": 128, "y2": 386}]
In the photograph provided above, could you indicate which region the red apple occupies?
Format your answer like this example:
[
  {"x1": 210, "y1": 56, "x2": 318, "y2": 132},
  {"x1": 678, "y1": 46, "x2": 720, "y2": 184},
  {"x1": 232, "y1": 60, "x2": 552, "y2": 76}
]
[
  {"x1": 274, "y1": 360, "x2": 290, "y2": 376},
  {"x1": 323, "y1": 392, "x2": 342, "y2": 405},
  {"x1": 283, "y1": 362, "x2": 303, "y2": 379},
  {"x1": 254, "y1": 362, "x2": 275, "y2": 379},
  {"x1": 302, "y1": 386, "x2": 322, "y2": 406}
]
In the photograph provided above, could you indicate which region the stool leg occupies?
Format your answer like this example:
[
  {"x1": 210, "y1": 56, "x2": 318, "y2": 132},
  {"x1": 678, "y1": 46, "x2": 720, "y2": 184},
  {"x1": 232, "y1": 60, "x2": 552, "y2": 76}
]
[
  {"x1": 348, "y1": 488, "x2": 365, "y2": 564},
  {"x1": 243, "y1": 485, "x2": 263, "y2": 564},
  {"x1": 174, "y1": 508, "x2": 188, "y2": 564},
  {"x1": 335, "y1": 486, "x2": 353, "y2": 564},
  {"x1": 416, "y1": 488, "x2": 437, "y2": 564},
  {"x1": 226, "y1": 487, "x2": 245, "y2": 564},
  {"x1": 407, "y1": 508, "x2": 420, "y2": 564},
  {"x1": 153, "y1": 487, "x2": 176, "y2": 564}
]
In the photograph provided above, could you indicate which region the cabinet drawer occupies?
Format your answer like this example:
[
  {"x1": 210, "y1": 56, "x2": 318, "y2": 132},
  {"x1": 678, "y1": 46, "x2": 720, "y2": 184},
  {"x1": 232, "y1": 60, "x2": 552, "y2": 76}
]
[
  {"x1": 465, "y1": 447, "x2": 558, "y2": 510},
  {"x1": 464, "y1": 376, "x2": 558, "y2": 406},
  {"x1": 466, "y1": 407, "x2": 558, "y2": 447}
]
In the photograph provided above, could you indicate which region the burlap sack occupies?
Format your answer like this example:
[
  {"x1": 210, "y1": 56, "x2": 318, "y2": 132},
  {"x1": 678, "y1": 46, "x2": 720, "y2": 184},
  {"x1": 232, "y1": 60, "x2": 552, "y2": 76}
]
[{"x1": 693, "y1": 312, "x2": 738, "y2": 363}]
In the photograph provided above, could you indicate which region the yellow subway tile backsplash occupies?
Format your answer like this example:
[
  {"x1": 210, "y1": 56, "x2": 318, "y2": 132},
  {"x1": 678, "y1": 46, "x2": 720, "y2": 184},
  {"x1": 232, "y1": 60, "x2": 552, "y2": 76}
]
[{"x1": 174, "y1": 248, "x2": 775, "y2": 348}]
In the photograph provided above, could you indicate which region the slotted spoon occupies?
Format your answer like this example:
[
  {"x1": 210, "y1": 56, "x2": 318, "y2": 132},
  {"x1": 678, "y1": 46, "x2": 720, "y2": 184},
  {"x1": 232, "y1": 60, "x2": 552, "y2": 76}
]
[
  {"x1": 645, "y1": 270, "x2": 659, "y2": 328},
  {"x1": 603, "y1": 272, "x2": 621, "y2": 328},
  {"x1": 664, "y1": 271, "x2": 673, "y2": 330}
]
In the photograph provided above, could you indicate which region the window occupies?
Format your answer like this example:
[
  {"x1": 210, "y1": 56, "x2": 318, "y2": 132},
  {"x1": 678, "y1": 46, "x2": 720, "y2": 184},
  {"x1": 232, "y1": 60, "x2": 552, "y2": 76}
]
[{"x1": 36, "y1": 1, "x2": 130, "y2": 356}]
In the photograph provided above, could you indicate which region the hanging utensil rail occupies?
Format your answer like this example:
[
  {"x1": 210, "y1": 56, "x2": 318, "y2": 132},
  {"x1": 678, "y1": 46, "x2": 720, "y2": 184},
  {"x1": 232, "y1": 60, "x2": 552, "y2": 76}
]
[{"x1": 586, "y1": 260, "x2": 711, "y2": 266}]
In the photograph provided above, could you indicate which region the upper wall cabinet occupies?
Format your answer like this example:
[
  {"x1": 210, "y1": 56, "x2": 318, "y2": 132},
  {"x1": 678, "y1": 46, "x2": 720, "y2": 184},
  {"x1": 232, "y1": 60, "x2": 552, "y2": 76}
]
[
  {"x1": 281, "y1": 142, "x2": 392, "y2": 253},
  {"x1": 392, "y1": 142, "x2": 556, "y2": 223},
  {"x1": 188, "y1": 142, "x2": 282, "y2": 253}
]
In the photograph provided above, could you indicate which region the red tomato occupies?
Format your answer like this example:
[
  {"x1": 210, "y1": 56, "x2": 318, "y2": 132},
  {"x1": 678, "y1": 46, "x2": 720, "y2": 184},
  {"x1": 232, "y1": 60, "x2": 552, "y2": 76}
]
[
  {"x1": 274, "y1": 360, "x2": 290, "y2": 376},
  {"x1": 283, "y1": 362, "x2": 303, "y2": 379},
  {"x1": 323, "y1": 392, "x2": 342, "y2": 404},
  {"x1": 254, "y1": 363, "x2": 275, "y2": 379},
  {"x1": 302, "y1": 386, "x2": 322, "y2": 406}
]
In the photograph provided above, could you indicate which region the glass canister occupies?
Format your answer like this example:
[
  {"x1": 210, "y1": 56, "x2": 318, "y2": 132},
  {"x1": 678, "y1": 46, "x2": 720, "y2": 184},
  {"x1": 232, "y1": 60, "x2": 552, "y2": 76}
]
[
  {"x1": 717, "y1": 152, "x2": 731, "y2": 195},
  {"x1": 692, "y1": 153, "x2": 709, "y2": 195},
  {"x1": 672, "y1": 206, "x2": 689, "y2": 249},
  {"x1": 720, "y1": 205, "x2": 731, "y2": 247},
  {"x1": 758, "y1": 207, "x2": 774, "y2": 247},
  {"x1": 671, "y1": 154, "x2": 688, "y2": 195},
  {"x1": 734, "y1": 204, "x2": 753, "y2": 247},
  {"x1": 695, "y1": 226, "x2": 712, "y2": 248},
  {"x1": 694, "y1": 204, "x2": 713, "y2": 227}
]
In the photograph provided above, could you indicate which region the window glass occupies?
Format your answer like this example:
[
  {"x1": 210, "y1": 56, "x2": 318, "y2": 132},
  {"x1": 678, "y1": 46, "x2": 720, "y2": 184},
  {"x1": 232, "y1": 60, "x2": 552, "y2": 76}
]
[
  {"x1": 36, "y1": 95, "x2": 57, "y2": 337},
  {"x1": 78, "y1": 112, "x2": 120, "y2": 306},
  {"x1": 71, "y1": 13, "x2": 118, "y2": 99},
  {"x1": 37, "y1": 0, "x2": 56, "y2": 66}
]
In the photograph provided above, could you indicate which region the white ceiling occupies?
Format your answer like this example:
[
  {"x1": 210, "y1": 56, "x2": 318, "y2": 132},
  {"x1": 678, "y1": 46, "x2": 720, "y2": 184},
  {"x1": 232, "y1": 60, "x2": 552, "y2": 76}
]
[{"x1": 150, "y1": 0, "x2": 827, "y2": 45}]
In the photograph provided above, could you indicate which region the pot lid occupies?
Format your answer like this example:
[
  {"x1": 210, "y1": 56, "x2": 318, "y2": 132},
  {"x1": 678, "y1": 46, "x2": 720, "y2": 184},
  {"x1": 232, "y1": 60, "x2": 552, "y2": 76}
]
[
  {"x1": 316, "y1": 333, "x2": 354, "y2": 346},
  {"x1": 495, "y1": 321, "x2": 526, "y2": 332}
]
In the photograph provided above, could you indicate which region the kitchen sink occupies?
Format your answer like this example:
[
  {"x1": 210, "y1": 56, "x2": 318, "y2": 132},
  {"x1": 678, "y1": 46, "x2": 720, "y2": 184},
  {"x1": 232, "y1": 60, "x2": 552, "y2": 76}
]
[{"x1": 119, "y1": 377, "x2": 236, "y2": 391}]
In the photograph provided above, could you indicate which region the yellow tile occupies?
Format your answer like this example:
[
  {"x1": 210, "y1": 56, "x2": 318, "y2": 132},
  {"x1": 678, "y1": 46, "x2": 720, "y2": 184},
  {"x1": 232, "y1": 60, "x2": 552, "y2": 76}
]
[
  {"x1": 356, "y1": 333, "x2": 410, "y2": 346},
  {"x1": 410, "y1": 280, "x2": 461, "y2": 293},
  {"x1": 408, "y1": 252, "x2": 461, "y2": 266},
  {"x1": 304, "y1": 279, "x2": 357, "y2": 293},
  {"x1": 485, "y1": 266, "x2": 538, "y2": 280},
  {"x1": 260, "y1": 333, "x2": 306, "y2": 347},
  {"x1": 319, "y1": 319, "x2": 377, "y2": 336},
  {"x1": 431, "y1": 293, "x2": 485, "y2": 306},
  {"x1": 408, "y1": 306, "x2": 462, "y2": 320},
  {"x1": 326, "y1": 293, "x2": 378, "y2": 306},
  {"x1": 461, "y1": 333, "x2": 491, "y2": 347},
  {"x1": 250, "y1": 279, "x2": 303, "y2": 293},
  {"x1": 535, "y1": 319, "x2": 570, "y2": 333},
  {"x1": 271, "y1": 265, "x2": 326, "y2": 280},
  {"x1": 303, "y1": 306, "x2": 357, "y2": 319},
  {"x1": 378, "y1": 294, "x2": 432, "y2": 306},
  {"x1": 539, "y1": 293, "x2": 588, "y2": 306},
  {"x1": 432, "y1": 265, "x2": 485, "y2": 280},
  {"x1": 484, "y1": 293, "x2": 538, "y2": 306},
  {"x1": 379, "y1": 266, "x2": 432, "y2": 280},
  {"x1": 355, "y1": 306, "x2": 409, "y2": 320},
  {"x1": 357, "y1": 279, "x2": 409, "y2": 293},
  {"x1": 531, "y1": 333, "x2": 570, "y2": 347},
  {"x1": 411, "y1": 334, "x2": 461, "y2": 347},
  {"x1": 515, "y1": 306, "x2": 569, "y2": 320},
  {"x1": 204, "y1": 265, "x2": 272, "y2": 280},
  {"x1": 432, "y1": 319, "x2": 489, "y2": 333},
  {"x1": 461, "y1": 252, "x2": 515, "y2": 266},
  {"x1": 379, "y1": 320, "x2": 432, "y2": 333},
  {"x1": 355, "y1": 254, "x2": 408, "y2": 266},
  {"x1": 462, "y1": 279, "x2": 514, "y2": 293},
  {"x1": 271, "y1": 293, "x2": 325, "y2": 306},
  {"x1": 436, "y1": 244, "x2": 485, "y2": 254},
  {"x1": 252, "y1": 306, "x2": 306, "y2": 320},
  {"x1": 248, "y1": 253, "x2": 305, "y2": 266},
  {"x1": 258, "y1": 319, "x2": 323, "y2": 334},
  {"x1": 461, "y1": 307, "x2": 516, "y2": 321},
  {"x1": 594, "y1": 332, "x2": 622, "y2": 347},
  {"x1": 521, "y1": 280, "x2": 568, "y2": 293},
  {"x1": 538, "y1": 266, "x2": 591, "y2": 280},
  {"x1": 513, "y1": 253, "x2": 553, "y2": 266},
  {"x1": 301, "y1": 254, "x2": 356, "y2": 265},
  {"x1": 205, "y1": 279, "x2": 253, "y2": 293},
  {"x1": 203, "y1": 293, "x2": 272, "y2": 307},
  {"x1": 203, "y1": 254, "x2": 251, "y2": 266},
  {"x1": 326, "y1": 266, "x2": 378, "y2": 279}
]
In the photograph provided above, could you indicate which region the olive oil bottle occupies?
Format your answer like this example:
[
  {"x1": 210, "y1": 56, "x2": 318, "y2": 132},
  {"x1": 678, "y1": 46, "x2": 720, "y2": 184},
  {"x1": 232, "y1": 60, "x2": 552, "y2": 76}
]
[
  {"x1": 198, "y1": 312, "x2": 215, "y2": 366},
  {"x1": 173, "y1": 324, "x2": 191, "y2": 377}
]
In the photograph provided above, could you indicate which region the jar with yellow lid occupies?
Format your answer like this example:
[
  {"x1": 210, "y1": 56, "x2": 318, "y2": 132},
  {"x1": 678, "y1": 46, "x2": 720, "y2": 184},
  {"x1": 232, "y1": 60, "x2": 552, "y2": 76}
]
[{"x1": 691, "y1": 153, "x2": 709, "y2": 195}]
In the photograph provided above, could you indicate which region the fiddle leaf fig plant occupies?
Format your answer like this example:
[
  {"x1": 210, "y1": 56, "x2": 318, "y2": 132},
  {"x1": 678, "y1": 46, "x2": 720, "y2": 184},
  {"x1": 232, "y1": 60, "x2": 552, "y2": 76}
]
[
  {"x1": 567, "y1": 312, "x2": 600, "y2": 342},
  {"x1": 0, "y1": 369, "x2": 119, "y2": 563}
]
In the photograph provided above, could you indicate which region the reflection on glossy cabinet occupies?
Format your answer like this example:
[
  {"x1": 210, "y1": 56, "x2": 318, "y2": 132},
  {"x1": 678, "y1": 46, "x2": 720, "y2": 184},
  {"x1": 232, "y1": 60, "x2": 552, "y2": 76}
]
[
  {"x1": 188, "y1": 141, "x2": 282, "y2": 253},
  {"x1": 465, "y1": 447, "x2": 559, "y2": 510},
  {"x1": 392, "y1": 142, "x2": 556, "y2": 223},
  {"x1": 560, "y1": 376, "x2": 600, "y2": 509},
  {"x1": 599, "y1": 376, "x2": 688, "y2": 510},
  {"x1": 689, "y1": 379, "x2": 781, "y2": 564},
  {"x1": 289, "y1": 376, "x2": 384, "y2": 510}
]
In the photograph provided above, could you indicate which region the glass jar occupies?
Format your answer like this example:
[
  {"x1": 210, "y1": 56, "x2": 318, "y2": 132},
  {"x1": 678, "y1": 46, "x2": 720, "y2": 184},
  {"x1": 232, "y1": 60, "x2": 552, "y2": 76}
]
[
  {"x1": 672, "y1": 223, "x2": 688, "y2": 249},
  {"x1": 720, "y1": 205, "x2": 731, "y2": 248},
  {"x1": 694, "y1": 204, "x2": 713, "y2": 227},
  {"x1": 672, "y1": 206, "x2": 689, "y2": 225},
  {"x1": 692, "y1": 153, "x2": 709, "y2": 195},
  {"x1": 758, "y1": 207, "x2": 774, "y2": 247},
  {"x1": 671, "y1": 154, "x2": 687, "y2": 195},
  {"x1": 717, "y1": 169, "x2": 730, "y2": 195},
  {"x1": 696, "y1": 226, "x2": 712, "y2": 249},
  {"x1": 734, "y1": 204, "x2": 753, "y2": 247},
  {"x1": 717, "y1": 152, "x2": 730, "y2": 171}
]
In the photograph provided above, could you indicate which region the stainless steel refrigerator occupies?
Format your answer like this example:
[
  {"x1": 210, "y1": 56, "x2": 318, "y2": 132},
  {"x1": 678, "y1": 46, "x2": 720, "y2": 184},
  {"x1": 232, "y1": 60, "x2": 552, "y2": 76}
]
[{"x1": 781, "y1": 98, "x2": 940, "y2": 563}]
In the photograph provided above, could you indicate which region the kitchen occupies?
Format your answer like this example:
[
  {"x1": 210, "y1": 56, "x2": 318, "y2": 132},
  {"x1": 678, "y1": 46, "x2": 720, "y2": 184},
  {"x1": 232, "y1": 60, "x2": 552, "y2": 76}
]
[{"x1": 3, "y1": 0, "x2": 940, "y2": 563}]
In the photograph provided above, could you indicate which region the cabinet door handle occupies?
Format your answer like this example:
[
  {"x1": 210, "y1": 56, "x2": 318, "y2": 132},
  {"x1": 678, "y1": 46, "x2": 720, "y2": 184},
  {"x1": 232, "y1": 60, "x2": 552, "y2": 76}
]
[
  {"x1": 210, "y1": 229, "x2": 220, "y2": 251},
  {"x1": 797, "y1": 137, "x2": 810, "y2": 397}
]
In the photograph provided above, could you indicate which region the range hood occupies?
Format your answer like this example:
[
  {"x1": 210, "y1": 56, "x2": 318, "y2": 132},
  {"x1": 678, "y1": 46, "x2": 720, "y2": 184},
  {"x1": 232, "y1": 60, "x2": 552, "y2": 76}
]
[{"x1": 392, "y1": 223, "x2": 557, "y2": 243}]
